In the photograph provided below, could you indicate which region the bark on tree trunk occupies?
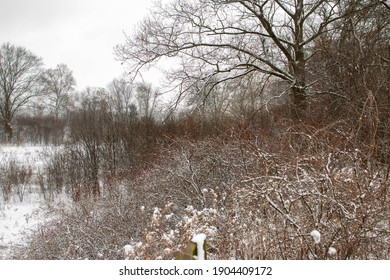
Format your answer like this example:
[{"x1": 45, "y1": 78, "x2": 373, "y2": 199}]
[
  {"x1": 291, "y1": 83, "x2": 307, "y2": 121},
  {"x1": 4, "y1": 122, "x2": 13, "y2": 142},
  {"x1": 290, "y1": 3, "x2": 307, "y2": 122},
  {"x1": 290, "y1": 43, "x2": 307, "y2": 121}
]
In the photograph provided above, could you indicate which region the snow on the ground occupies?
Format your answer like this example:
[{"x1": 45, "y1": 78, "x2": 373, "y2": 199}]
[
  {"x1": 0, "y1": 144, "x2": 56, "y2": 259},
  {"x1": 0, "y1": 144, "x2": 49, "y2": 171},
  {"x1": 0, "y1": 195, "x2": 48, "y2": 259}
]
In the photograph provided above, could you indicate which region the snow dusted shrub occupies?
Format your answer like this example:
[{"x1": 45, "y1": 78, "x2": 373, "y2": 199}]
[
  {"x1": 44, "y1": 151, "x2": 66, "y2": 195},
  {"x1": 12, "y1": 193, "x2": 146, "y2": 259},
  {"x1": 14, "y1": 164, "x2": 32, "y2": 202},
  {"x1": 228, "y1": 126, "x2": 389, "y2": 259},
  {"x1": 123, "y1": 204, "x2": 219, "y2": 260},
  {"x1": 12, "y1": 172, "x2": 159, "y2": 259},
  {"x1": 12, "y1": 124, "x2": 389, "y2": 260},
  {"x1": 0, "y1": 159, "x2": 32, "y2": 202},
  {"x1": 153, "y1": 138, "x2": 237, "y2": 210},
  {"x1": 35, "y1": 149, "x2": 67, "y2": 202},
  {"x1": 37, "y1": 147, "x2": 81, "y2": 201},
  {"x1": 41, "y1": 145, "x2": 103, "y2": 202},
  {"x1": 119, "y1": 134, "x2": 388, "y2": 260},
  {"x1": 0, "y1": 161, "x2": 13, "y2": 202}
]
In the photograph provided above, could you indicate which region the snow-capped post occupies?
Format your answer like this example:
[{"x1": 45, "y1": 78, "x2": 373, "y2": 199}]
[
  {"x1": 176, "y1": 234, "x2": 207, "y2": 260},
  {"x1": 191, "y1": 234, "x2": 207, "y2": 260}
]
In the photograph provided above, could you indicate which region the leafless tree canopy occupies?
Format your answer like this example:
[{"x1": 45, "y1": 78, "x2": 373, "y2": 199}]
[
  {"x1": 38, "y1": 64, "x2": 76, "y2": 117},
  {"x1": 135, "y1": 82, "x2": 160, "y2": 120},
  {"x1": 115, "y1": 0, "x2": 354, "y2": 119},
  {"x1": 0, "y1": 42, "x2": 42, "y2": 140},
  {"x1": 107, "y1": 78, "x2": 135, "y2": 116}
]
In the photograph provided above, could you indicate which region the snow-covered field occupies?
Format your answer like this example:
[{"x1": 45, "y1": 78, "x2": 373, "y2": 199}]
[
  {"x1": 0, "y1": 145, "x2": 47, "y2": 169},
  {"x1": 0, "y1": 145, "x2": 53, "y2": 259},
  {"x1": 0, "y1": 195, "x2": 49, "y2": 259}
]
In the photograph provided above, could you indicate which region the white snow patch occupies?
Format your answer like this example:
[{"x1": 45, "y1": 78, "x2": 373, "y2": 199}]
[
  {"x1": 124, "y1": 245, "x2": 134, "y2": 255},
  {"x1": 0, "y1": 144, "x2": 59, "y2": 259},
  {"x1": 0, "y1": 197, "x2": 48, "y2": 259},
  {"x1": 328, "y1": 247, "x2": 337, "y2": 255},
  {"x1": 165, "y1": 213, "x2": 174, "y2": 220},
  {"x1": 191, "y1": 233, "x2": 207, "y2": 260},
  {"x1": 0, "y1": 145, "x2": 58, "y2": 173},
  {"x1": 310, "y1": 229, "x2": 321, "y2": 244}
]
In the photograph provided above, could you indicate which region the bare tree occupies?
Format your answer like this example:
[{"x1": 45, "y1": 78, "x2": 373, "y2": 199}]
[
  {"x1": 38, "y1": 63, "x2": 76, "y2": 117},
  {"x1": 187, "y1": 76, "x2": 231, "y2": 123},
  {"x1": 135, "y1": 82, "x2": 160, "y2": 120},
  {"x1": 107, "y1": 77, "x2": 135, "y2": 117},
  {"x1": 116, "y1": 0, "x2": 350, "y2": 120},
  {"x1": 309, "y1": 0, "x2": 390, "y2": 159},
  {"x1": 0, "y1": 42, "x2": 42, "y2": 140}
]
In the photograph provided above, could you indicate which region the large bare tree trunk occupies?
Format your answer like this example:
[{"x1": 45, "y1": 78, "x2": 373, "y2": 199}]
[
  {"x1": 291, "y1": 84, "x2": 306, "y2": 121},
  {"x1": 290, "y1": 52, "x2": 307, "y2": 121},
  {"x1": 290, "y1": 6, "x2": 307, "y2": 121}
]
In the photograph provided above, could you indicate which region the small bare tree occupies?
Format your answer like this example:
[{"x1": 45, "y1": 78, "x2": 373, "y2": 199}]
[{"x1": 0, "y1": 42, "x2": 42, "y2": 140}]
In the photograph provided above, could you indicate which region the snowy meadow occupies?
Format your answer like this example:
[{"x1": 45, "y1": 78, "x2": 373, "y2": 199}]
[{"x1": 0, "y1": 145, "x2": 53, "y2": 259}]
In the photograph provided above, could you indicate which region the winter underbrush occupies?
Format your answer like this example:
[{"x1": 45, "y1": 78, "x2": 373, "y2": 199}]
[
  {"x1": 0, "y1": 145, "x2": 66, "y2": 259},
  {"x1": 11, "y1": 122, "x2": 389, "y2": 260}
]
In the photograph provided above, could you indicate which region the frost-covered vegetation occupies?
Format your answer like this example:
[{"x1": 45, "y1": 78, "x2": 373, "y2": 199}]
[
  {"x1": 0, "y1": 146, "x2": 62, "y2": 259},
  {"x1": 1, "y1": 0, "x2": 389, "y2": 260},
  {"x1": 5, "y1": 120, "x2": 389, "y2": 260}
]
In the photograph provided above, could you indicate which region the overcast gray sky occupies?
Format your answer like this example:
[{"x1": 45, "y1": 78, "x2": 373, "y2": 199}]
[{"x1": 0, "y1": 0, "x2": 155, "y2": 90}]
